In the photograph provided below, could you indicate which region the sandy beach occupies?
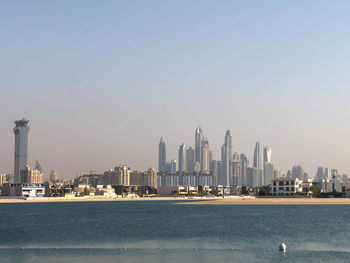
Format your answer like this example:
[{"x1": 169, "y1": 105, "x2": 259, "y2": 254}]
[
  {"x1": 1, "y1": 196, "x2": 350, "y2": 204},
  {"x1": 180, "y1": 197, "x2": 350, "y2": 205},
  {"x1": 0, "y1": 196, "x2": 195, "y2": 204}
]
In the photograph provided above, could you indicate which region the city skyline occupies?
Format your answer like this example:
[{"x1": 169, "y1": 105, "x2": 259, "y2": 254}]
[
  {"x1": 2, "y1": 2, "x2": 350, "y2": 263},
  {"x1": 157, "y1": 126, "x2": 348, "y2": 188},
  {"x1": 1, "y1": 1, "x2": 350, "y2": 178},
  {"x1": 0, "y1": 119, "x2": 349, "y2": 180},
  {"x1": 1, "y1": 117, "x2": 348, "y2": 191}
]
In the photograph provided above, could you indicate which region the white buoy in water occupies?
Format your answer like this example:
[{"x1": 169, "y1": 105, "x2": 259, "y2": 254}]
[{"x1": 279, "y1": 243, "x2": 286, "y2": 252}]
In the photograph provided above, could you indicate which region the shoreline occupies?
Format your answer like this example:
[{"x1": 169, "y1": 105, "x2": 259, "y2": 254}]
[
  {"x1": 179, "y1": 197, "x2": 350, "y2": 205},
  {"x1": 0, "y1": 196, "x2": 217, "y2": 204},
  {"x1": 1, "y1": 196, "x2": 350, "y2": 204}
]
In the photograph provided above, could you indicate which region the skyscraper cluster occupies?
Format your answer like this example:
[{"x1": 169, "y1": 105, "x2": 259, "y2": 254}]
[
  {"x1": 159, "y1": 126, "x2": 213, "y2": 176},
  {"x1": 315, "y1": 167, "x2": 339, "y2": 182},
  {"x1": 158, "y1": 126, "x2": 276, "y2": 187}
]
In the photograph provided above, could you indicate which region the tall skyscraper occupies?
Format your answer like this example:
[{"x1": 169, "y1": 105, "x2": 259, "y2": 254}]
[
  {"x1": 253, "y1": 141, "x2": 262, "y2": 186},
  {"x1": 210, "y1": 160, "x2": 218, "y2": 186},
  {"x1": 170, "y1": 159, "x2": 177, "y2": 174},
  {"x1": 253, "y1": 141, "x2": 261, "y2": 168},
  {"x1": 247, "y1": 167, "x2": 258, "y2": 187},
  {"x1": 194, "y1": 161, "x2": 200, "y2": 173},
  {"x1": 324, "y1": 168, "x2": 331, "y2": 180},
  {"x1": 263, "y1": 162, "x2": 274, "y2": 186},
  {"x1": 50, "y1": 170, "x2": 58, "y2": 183},
  {"x1": 331, "y1": 169, "x2": 338, "y2": 179},
  {"x1": 274, "y1": 168, "x2": 281, "y2": 178},
  {"x1": 245, "y1": 167, "x2": 253, "y2": 187},
  {"x1": 221, "y1": 130, "x2": 233, "y2": 186},
  {"x1": 263, "y1": 146, "x2": 272, "y2": 186},
  {"x1": 35, "y1": 159, "x2": 43, "y2": 173},
  {"x1": 195, "y1": 126, "x2": 203, "y2": 166},
  {"x1": 292, "y1": 165, "x2": 304, "y2": 179},
  {"x1": 316, "y1": 167, "x2": 324, "y2": 181},
  {"x1": 263, "y1": 146, "x2": 272, "y2": 164},
  {"x1": 186, "y1": 147, "x2": 195, "y2": 173},
  {"x1": 341, "y1": 174, "x2": 348, "y2": 184},
  {"x1": 158, "y1": 137, "x2": 166, "y2": 172},
  {"x1": 217, "y1": 161, "x2": 222, "y2": 185},
  {"x1": 232, "y1": 152, "x2": 240, "y2": 186},
  {"x1": 240, "y1": 154, "x2": 248, "y2": 186},
  {"x1": 201, "y1": 137, "x2": 210, "y2": 174},
  {"x1": 209, "y1": 150, "x2": 213, "y2": 167},
  {"x1": 178, "y1": 143, "x2": 187, "y2": 172},
  {"x1": 14, "y1": 118, "x2": 30, "y2": 183}
]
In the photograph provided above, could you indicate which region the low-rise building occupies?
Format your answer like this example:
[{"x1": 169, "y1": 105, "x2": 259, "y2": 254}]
[
  {"x1": 345, "y1": 189, "x2": 350, "y2": 198},
  {"x1": 75, "y1": 173, "x2": 101, "y2": 187},
  {"x1": 217, "y1": 185, "x2": 231, "y2": 196},
  {"x1": 177, "y1": 186, "x2": 198, "y2": 195},
  {"x1": 271, "y1": 178, "x2": 303, "y2": 196},
  {"x1": 157, "y1": 186, "x2": 179, "y2": 196},
  {"x1": 158, "y1": 186, "x2": 202, "y2": 196},
  {"x1": 45, "y1": 182, "x2": 74, "y2": 197},
  {"x1": 301, "y1": 179, "x2": 314, "y2": 195},
  {"x1": 2, "y1": 183, "x2": 45, "y2": 198},
  {"x1": 112, "y1": 185, "x2": 157, "y2": 197},
  {"x1": 95, "y1": 185, "x2": 116, "y2": 197},
  {"x1": 74, "y1": 184, "x2": 93, "y2": 196}
]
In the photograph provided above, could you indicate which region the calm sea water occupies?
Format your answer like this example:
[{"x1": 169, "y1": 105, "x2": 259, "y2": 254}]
[{"x1": 1, "y1": 201, "x2": 350, "y2": 262}]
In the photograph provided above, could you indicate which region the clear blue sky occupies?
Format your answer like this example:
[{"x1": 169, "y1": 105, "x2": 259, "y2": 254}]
[{"x1": 1, "y1": 0, "x2": 350, "y2": 178}]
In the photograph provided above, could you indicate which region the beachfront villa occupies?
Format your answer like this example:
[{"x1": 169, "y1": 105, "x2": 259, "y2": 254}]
[{"x1": 271, "y1": 178, "x2": 303, "y2": 196}]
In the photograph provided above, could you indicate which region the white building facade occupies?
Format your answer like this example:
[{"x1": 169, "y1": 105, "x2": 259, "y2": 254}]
[
  {"x1": 271, "y1": 178, "x2": 303, "y2": 196},
  {"x1": 2, "y1": 183, "x2": 45, "y2": 198}
]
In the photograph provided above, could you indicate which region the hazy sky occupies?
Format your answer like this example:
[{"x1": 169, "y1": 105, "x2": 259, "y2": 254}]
[{"x1": 1, "y1": 0, "x2": 350, "y2": 179}]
